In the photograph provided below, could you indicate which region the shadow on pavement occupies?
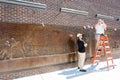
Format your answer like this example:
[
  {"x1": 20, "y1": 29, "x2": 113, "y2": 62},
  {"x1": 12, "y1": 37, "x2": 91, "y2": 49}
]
[{"x1": 58, "y1": 65, "x2": 98, "y2": 79}]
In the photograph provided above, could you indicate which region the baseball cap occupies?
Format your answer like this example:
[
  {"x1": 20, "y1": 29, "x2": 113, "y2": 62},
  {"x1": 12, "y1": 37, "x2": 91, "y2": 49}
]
[{"x1": 77, "y1": 33, "x2": 82, "y2": 37}]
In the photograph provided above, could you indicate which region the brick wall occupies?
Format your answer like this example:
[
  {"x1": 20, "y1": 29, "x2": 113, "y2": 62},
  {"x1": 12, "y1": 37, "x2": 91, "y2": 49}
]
[{"x1": 0, "y1": 0, "x2": 120, "y2": 28}]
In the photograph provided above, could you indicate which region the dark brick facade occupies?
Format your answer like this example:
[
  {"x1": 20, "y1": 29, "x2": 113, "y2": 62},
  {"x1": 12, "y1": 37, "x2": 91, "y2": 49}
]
[{"x1": 0, "y1": 0, "x2": 120, "y2": 28}]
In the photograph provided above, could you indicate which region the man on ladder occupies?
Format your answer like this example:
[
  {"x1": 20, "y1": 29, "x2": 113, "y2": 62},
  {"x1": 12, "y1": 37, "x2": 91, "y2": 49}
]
[
  {"x1": 94, "y1": 19, "x2": 107, "y2": 50},
  {"x1": 92, "y1": 19, "x2": 114, "y2": 70}
]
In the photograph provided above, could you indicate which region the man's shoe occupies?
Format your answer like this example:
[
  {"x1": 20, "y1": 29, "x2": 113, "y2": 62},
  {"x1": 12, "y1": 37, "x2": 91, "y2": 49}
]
[{"x1": 80, "y1": 69, "x2": 86, "y2": 72}]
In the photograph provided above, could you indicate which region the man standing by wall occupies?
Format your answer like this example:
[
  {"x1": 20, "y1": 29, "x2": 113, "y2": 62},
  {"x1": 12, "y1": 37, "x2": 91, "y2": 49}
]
[{"x1": 77, "y1": 33, "x2": 87, "y2": 72}]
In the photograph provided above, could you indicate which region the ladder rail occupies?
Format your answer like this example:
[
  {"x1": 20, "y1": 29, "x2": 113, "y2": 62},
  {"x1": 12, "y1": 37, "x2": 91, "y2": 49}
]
[{"x1": 92, "y1": 39, "x2": 103, "y2": 64}]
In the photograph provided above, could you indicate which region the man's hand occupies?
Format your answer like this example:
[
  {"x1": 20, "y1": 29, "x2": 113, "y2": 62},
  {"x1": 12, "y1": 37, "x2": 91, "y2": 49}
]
[{"x1": 84, "y1": 43, "x2": 87, "y2": 47}]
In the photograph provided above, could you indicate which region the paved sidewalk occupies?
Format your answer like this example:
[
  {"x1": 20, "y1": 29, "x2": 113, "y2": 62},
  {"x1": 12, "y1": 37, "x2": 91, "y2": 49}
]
[{"x1": 14, "y1": 58, "x2": 120, "y2": 80}]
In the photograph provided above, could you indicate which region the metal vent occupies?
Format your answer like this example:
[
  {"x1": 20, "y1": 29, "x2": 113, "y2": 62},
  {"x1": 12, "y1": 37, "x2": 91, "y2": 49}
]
[
  {"x1": 60, "y1": 8, "x2": 88, "y2": 16},
  {"x1": 0, "y1": 0, "x2": 47, "y2": 9}
]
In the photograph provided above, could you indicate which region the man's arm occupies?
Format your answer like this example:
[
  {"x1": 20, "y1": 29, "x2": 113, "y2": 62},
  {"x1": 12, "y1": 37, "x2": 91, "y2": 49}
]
[
  {"x1": 94, "y1": 23, "x2": 98, "y2": 31},
  {"x1": 101, "y1": 20, "x2": 107, "y2": 30},
  {"x1": 103, "y1": 22, "x2": 107, "y2": 30}
]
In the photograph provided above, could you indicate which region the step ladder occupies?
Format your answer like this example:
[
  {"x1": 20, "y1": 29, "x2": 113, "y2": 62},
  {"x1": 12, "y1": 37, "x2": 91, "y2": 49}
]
[{"x1": 92, "y1": 35, "x2": 115, "y2": 70}]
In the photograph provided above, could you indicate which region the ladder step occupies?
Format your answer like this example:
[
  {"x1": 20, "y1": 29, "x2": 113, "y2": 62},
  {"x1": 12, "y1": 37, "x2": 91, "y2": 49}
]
[
  {"x1": 105, "y1": 46, "x2": 110, "y2": 48},
  {"x1": 104, "y1": 41, "x2": 108, "y2": 43},
  {"x1": 106, "y1": 51, "x2": 111, "y2": 54},
  {"x1": 96, "y1": 55, "x2": 100, "y2": 57},
  {"x1": 107, "y1": 57, "x2": 112, "y2": 60}
]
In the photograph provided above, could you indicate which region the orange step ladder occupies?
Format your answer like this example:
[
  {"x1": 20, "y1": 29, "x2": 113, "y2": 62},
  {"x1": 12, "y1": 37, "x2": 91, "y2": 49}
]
[{"x1": 92, "y1": 35, "x2": 115, "y2": 70}]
